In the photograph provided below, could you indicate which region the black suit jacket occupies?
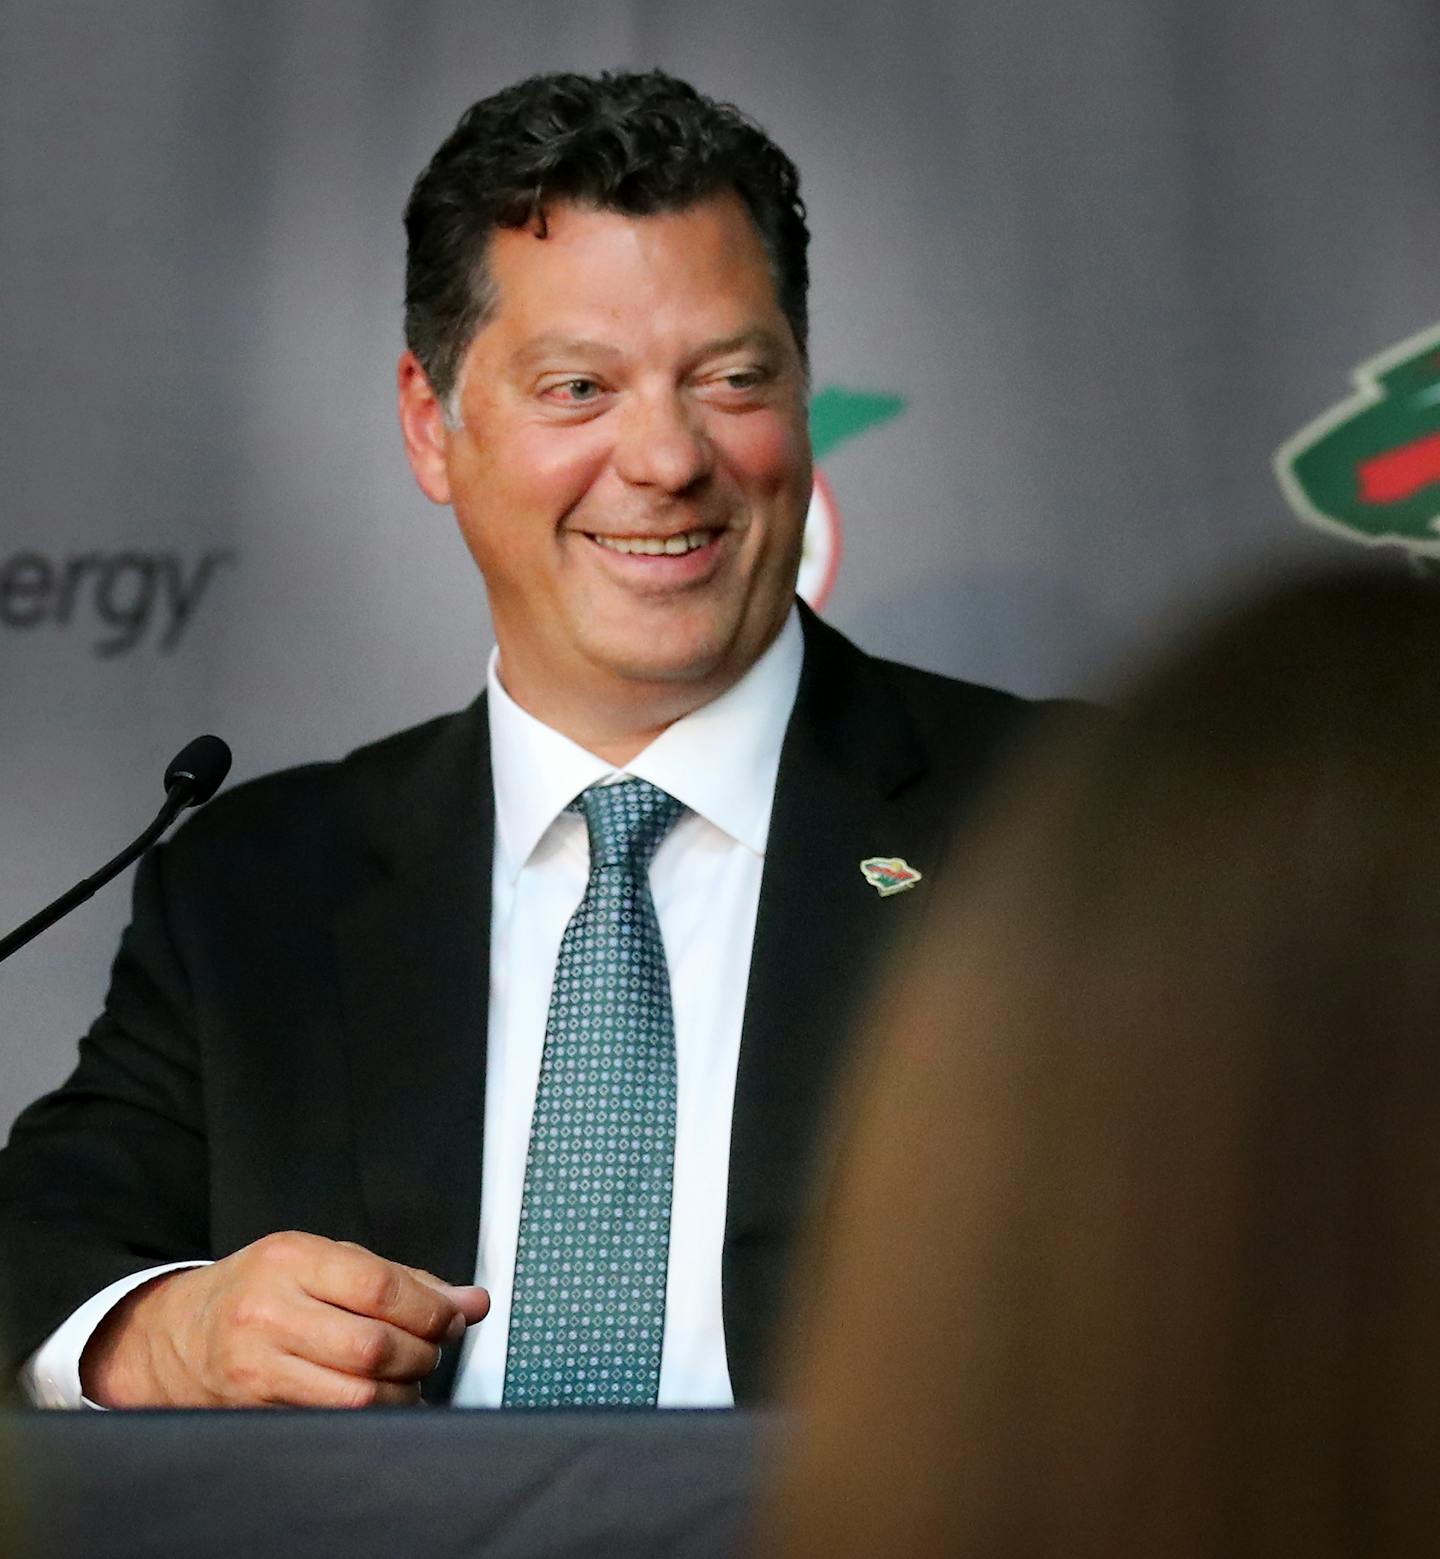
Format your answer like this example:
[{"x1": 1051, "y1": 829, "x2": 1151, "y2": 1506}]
[{"x1": 0, "y1": 607, "x2": 1040, "y2": 1401}]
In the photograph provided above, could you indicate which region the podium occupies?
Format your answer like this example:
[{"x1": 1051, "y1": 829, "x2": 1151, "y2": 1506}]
[{"x1": 3, "y1": 1408, "x2": 768, "y2": 1557}]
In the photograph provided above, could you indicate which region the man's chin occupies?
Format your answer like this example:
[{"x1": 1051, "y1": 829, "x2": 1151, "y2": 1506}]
[
  {"x1": 591, "y1": 645, "x2": 730, "y2": 688},
  {"x1": 580, "y1": 623, "x2": 744, "y2": 690},
  {"x1": 572, "y1": 590, "x2": 791, "y2": 698}
]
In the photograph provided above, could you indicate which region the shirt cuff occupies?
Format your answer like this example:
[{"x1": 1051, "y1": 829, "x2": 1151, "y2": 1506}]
[{"x1": 21, "y1": 1261, "x2": 211, "y2": 1409}]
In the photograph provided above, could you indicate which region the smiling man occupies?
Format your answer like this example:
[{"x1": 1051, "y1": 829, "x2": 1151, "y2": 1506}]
[
  {"x1": 1, "y1": 71, "x2": 1042, "y2": 1410},
  {"x1": 397, "y1": 189, "x2": 812, "y2": 759}
]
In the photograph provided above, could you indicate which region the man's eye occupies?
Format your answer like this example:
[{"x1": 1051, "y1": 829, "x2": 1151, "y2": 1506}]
[
  {"x1": 551, "y1": 378, "x2": 601, "y2": 402},
  {"x1": 715, "y1": 369, "x2": 769, "y2": 393}
]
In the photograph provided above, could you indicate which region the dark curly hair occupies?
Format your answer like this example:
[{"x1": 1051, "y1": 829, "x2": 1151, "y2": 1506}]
[{"x1": 403, "y1": 70, "x2": 810, "y2": 412}]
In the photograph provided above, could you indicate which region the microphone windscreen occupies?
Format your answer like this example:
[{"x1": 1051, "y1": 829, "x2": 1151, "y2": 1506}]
[{"x1": 164, "y1": 734, "x2": 233, "y2": 806}]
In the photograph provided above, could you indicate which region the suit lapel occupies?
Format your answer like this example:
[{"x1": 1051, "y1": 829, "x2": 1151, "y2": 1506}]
[
  {"x1": 724, "y1": 608, "x2": 945, "y2": 1399},
  {"x1": 332, "y1": 700, "x2": 493, "y2": 1365}
]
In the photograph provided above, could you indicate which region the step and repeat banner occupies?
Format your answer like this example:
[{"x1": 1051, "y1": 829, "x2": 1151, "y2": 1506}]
[{"x1": 4, "y1": 0, "x2": 1438, "y2": 1126}]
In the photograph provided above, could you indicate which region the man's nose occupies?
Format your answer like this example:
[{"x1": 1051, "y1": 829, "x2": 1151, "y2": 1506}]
[{"x1": 611, "y1": 391, "x2": 714, "y2": 494}]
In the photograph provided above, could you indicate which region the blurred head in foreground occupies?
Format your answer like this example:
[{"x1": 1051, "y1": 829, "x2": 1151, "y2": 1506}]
[{"x1": 773, "y1": 570, "x2": 1440, "y2": 1557}]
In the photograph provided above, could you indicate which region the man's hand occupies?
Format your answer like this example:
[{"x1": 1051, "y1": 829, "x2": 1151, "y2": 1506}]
[{"x1": 80, "y1": 1232, "x2": 491, "y2": 1408}]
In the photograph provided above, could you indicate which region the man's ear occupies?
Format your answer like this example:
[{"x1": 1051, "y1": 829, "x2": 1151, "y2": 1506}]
[{"x1": 397, "y1": 351, "x2": 453, "y2": 505}]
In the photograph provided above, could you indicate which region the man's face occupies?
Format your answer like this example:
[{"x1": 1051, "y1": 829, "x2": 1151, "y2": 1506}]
[{"x1": 401, "y1": 192, "x2": 812, "y2": 720}]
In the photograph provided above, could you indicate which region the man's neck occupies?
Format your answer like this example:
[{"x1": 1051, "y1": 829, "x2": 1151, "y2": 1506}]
[
  {"x1": 491, "y1": 665, "x2": 738, "y2": 768},
  {"x1": 574, "y1": 721, "x2": 681, "y2": 770}
]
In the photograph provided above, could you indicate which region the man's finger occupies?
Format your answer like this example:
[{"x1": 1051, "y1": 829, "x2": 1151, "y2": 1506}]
[
  {"x1": 406, "y1": 1269, "x2": 491, "y2": 1325},
  {"x1": 297, "y1": 1245, "x2": 461, "y2": 1342},
  {"x1": 264, "y1": 1353, "x2": 423, "y2": 1409},
  {"x1": 276, "y1": 1296, "x2": 442, "y2": 1383}
]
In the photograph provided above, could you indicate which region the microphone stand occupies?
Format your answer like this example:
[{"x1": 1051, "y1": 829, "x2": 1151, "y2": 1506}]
[{"x1": 0, "y1": 784, "x2": 193, "y2": 966}]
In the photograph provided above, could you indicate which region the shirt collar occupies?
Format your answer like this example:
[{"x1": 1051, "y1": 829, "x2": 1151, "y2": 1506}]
[{"x1": 488, "y1": 606, "x2": 803, "y2": 883}]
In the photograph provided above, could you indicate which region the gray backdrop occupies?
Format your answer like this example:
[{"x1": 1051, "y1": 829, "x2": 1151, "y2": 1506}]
[{"x1": 4, "y1": 0, "x2": 1437, "y2": 1128}]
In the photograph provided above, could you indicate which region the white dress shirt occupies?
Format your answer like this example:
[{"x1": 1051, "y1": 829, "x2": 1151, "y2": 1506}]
[{"x1": 23, "y1": 608, "x2": 802, "y2": 1409}]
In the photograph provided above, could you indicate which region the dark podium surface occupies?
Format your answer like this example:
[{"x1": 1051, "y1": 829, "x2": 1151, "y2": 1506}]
[{"x1": 2, "y1": 1407, "x2": 772, "y2": 1558}]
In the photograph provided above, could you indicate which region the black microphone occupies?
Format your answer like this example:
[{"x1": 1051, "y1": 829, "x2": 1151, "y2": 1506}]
[
  {"x1": 0, "y1": 735, "x2": 232, "y2": 965},
  {"x1": 163, "y1": 734, "x2": 232, "y2": 807}
]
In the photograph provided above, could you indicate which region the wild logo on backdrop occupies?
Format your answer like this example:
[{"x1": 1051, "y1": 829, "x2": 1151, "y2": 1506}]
[
  {"x1": 799, "y1": 387, "x2": 906, "y2": 608},
  {"x1": 0, "y1": 549, "x2": 235, "y2": 657},
  {"x1": 1275, "y1": 323, "x2": 1440, "y2": 561}
]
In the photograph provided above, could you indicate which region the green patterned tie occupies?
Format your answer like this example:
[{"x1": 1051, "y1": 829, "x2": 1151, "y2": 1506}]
[{"x1": 503, "y1": 778, "x2": 687, "y2": 1407}]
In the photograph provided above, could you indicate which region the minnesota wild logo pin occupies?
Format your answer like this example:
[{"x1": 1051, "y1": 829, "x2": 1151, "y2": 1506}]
[
  {"x1": 860, "y1": 857, "x2": 922, "y2": 897},
  {"x1": 1275, "y1": 322, "x2": 1440, "y2": 563}
]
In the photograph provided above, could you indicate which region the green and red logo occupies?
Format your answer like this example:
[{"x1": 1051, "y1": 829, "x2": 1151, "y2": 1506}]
[
  {"x1": 799, "y1": 386, "x2": 905, "y2": 607},
  {"x1": 1276, "y1": 323, "x2": 1440, "y2": 558}
]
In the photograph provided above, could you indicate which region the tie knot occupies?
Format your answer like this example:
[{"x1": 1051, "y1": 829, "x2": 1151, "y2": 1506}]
[{"x1": 570, "y1": 778, "x2": 686, "y2": 871}]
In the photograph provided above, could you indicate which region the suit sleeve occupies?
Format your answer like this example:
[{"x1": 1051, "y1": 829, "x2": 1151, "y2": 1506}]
[{"x1": 0, "y1": 841, "x2": 211, "y2": 1393}]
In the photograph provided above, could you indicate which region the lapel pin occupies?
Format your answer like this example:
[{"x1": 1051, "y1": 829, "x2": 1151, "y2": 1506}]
[{"x1": 860, "y1": 856, "x2": 922, "y2": 897}]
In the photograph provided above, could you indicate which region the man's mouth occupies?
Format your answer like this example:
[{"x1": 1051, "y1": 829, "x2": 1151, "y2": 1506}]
[{"x1": 586, "y1": 529, "x2": 718, "y2": 557}]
